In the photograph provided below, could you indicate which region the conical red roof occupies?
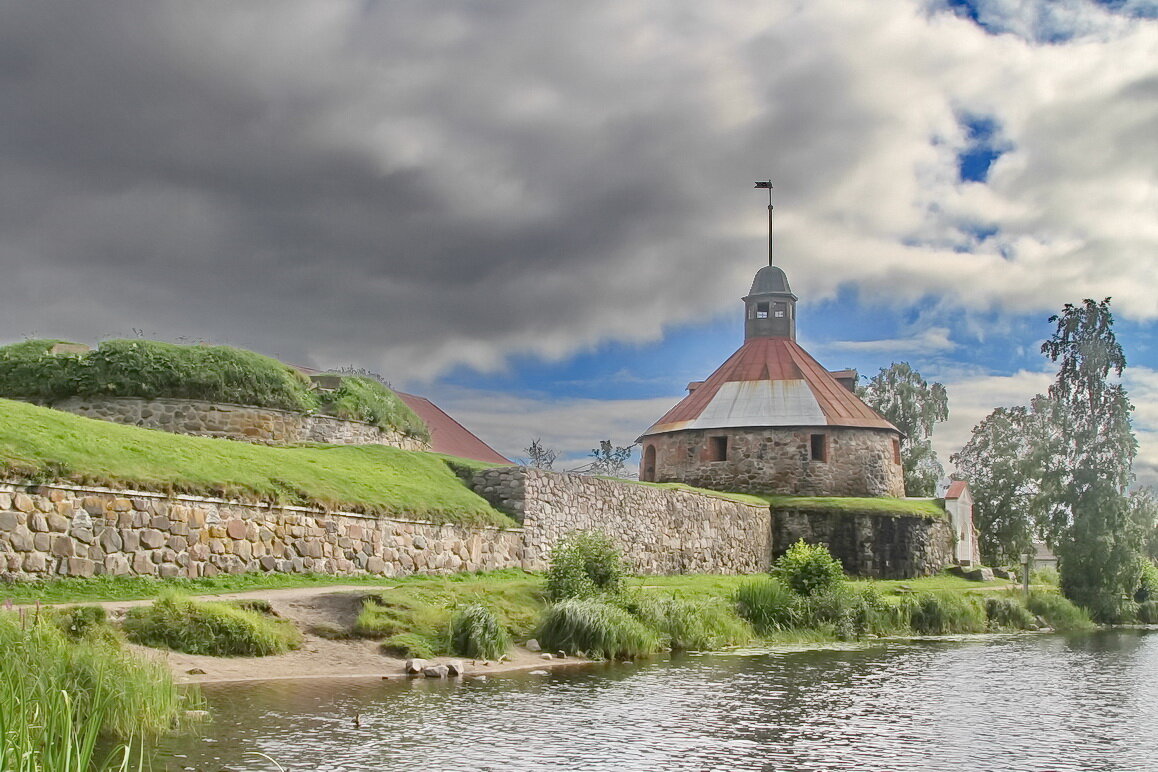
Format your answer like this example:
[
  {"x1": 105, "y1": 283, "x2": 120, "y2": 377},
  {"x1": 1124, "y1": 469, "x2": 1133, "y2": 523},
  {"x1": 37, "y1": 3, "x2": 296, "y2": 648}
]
[{"x1": 641, "y1": 337, "x2": 898, "y2": 435}]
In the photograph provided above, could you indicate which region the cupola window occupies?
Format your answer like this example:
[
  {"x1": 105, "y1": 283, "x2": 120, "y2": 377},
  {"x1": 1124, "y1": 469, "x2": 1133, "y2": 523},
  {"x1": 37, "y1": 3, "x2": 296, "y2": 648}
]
[{"x1": 756, "y1": 302, "x2": 769, "y2": 319}]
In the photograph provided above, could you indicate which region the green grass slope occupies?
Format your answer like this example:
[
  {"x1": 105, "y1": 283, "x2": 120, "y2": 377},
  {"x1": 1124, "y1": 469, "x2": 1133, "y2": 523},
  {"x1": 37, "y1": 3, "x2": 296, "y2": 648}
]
[
  {"x1": 0, "y1": 398, "x2": 512, "y2": 527},
  {"x1": 763, "y1": 495, "x2": 946, "y2": 518}
]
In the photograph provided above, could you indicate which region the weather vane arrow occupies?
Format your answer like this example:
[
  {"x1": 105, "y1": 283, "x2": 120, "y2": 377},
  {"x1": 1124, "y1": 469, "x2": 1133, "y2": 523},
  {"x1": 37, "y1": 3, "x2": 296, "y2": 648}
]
[{"x1": 754, "y1": 180, "x2": 773, "y2": 266}]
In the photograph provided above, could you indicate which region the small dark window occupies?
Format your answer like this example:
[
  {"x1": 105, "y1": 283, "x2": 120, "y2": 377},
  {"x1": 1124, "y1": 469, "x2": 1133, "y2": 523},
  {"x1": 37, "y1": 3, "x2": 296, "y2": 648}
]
[
  {"x1": 892, "y1": 438, "x2": 902, "y2": 465},
  {"x1": 708, "y1": 436, "x2": 728, "y2": 462},
  {"x1": 756, "y1": 302, "x2": 769, "y2": 319},
  {"x1": 810, "y1": 433, "x2": 827, "y2": 462},
  {"x1": 774, "y1": 301, "x2": 786, "y2": 319}
]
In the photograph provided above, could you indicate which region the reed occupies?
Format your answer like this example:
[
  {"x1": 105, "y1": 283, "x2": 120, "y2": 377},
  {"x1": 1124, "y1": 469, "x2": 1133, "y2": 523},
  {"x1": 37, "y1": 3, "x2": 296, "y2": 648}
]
[
  {"x1": 734, "y1": 577, "x2": 798, "y2": 634},
  {"x1": 1025, "y1": 590, "x2": 1094, "y2": 632},
  {"x1": 905, "y1": 592, "x2": 988, "y2": 635},
  {"x1": 624, "y1": 595, "x2": 752, "y2": 651},
  {"x1": 0, "y1": 610, "x2": 195, "y2": 771},
  {"x1": 450, "y1": 604, "x2": 511, "y2": 660}
]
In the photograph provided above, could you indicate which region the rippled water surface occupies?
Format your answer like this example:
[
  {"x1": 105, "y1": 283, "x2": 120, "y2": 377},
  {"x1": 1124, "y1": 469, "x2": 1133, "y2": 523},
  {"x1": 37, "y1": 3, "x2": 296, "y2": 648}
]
[{"x1": 156, "y1": 630, "x2": 1158, "y2": 771}]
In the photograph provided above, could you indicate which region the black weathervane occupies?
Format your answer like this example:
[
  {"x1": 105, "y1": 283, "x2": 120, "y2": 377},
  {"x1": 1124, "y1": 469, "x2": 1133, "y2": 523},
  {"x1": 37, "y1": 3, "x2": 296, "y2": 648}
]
[{"x1": 754, "y1": 180, "x2": 773, "y2": 266}]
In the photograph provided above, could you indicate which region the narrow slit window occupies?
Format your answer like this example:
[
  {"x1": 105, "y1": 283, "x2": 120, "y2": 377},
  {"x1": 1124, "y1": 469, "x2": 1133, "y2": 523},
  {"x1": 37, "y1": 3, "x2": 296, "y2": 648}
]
[
  {"x1": 892, "y1": 438, "x2": 902, "y2": 465},
  {"x1": 810, "y1": 433, "x2": 827, "y2": 462},
  {"x1": 708, "y1": 436, "x2": 728, "y2": 462}
]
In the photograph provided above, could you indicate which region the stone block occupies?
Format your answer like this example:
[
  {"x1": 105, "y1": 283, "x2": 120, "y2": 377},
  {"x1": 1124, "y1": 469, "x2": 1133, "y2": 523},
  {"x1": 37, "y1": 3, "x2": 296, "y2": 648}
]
[
  {"x1": 150, "y1": 516, "x2": 172, "y2": 532},
  {"x1": 23, "y1": 552, "x2": 47, "y2": 573},
  {"x1": 65, "y1": 557, "x2": 96, "y2": 577},
  {"x1": 132, "y1": 552, "x2": 156, "y2": 575},
  {"x1": 51, "y1": 536, "x2": 75, "y2": 558},
  {"x1": 121, "y1": 530, "x2": 140, "y2": 552},
  {"x1": 99, "y1": 529, "x2": 123, "y2": 552},
  {"x1": 33, "y1": 533, "x2": 50, "y2": 551},
  {"x1": 0, "y1": 493, "x2": 9, "y2": 510},
  {"x1": 139, "y1": 529, "x2": 165, "y2": 549},
  {"x1": 13, "y1": 493, "x2": 35, "y2": 513},
  {"x1": 47, "y1": 514, "x2": 68, "y2": 532}
]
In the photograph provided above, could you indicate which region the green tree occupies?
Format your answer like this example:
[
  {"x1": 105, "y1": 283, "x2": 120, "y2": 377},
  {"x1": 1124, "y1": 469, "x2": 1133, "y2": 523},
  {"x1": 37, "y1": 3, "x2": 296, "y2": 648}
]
[
  {"x1": 1039, "y1": 298, "x2": 1140, "y2": 622},
  {"x1": 951, "y1": 404, "x2": 1040, "y2": 564},
  {"x1": 1129, "y1": 488, "x2": 1158, "y2": 563},
  {"x1": 859, "y1": 362, "x2": 949, "y2": 496}
]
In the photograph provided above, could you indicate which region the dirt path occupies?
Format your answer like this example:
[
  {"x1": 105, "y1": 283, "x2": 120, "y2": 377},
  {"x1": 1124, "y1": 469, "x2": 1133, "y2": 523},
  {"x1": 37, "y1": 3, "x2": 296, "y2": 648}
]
[{"x1": 41, "y1": 586, "x2": 588, "y2": 685}]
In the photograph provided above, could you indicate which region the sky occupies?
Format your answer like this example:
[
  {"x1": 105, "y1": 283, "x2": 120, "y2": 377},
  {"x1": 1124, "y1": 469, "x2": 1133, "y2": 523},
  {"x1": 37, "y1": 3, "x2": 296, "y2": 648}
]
[{"x1": 1, "y1": 0, "x2": 1156, "y2": 484}]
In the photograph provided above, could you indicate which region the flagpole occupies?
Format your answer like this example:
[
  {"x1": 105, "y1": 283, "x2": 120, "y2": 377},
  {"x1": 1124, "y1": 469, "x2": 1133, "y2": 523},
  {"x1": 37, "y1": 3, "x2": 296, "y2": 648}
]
[{"x1": 754, "y1": 180, "x2": 773, "y2": 266}]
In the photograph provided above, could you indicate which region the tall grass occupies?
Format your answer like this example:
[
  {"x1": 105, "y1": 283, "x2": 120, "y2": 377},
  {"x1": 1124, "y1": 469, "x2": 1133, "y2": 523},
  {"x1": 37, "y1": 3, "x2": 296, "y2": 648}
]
[
  {"x1": 449, "y1": 604, "x2": 511, "y2": 659},
  {"x1": 734, "y1": 577, "x2": 798, "y2": 634},
  {"x1": 985, "y1": 596, "x2": 1037, "y2": 631},
  {"x1": 1026, "y1": 590, "x2": 1094, "y2": 632},
  {"x1": 623, "y1": 595, "x2": 752, "y2": 651},
  {"x1": 906, "y1": 592, "x2": 988, "y2": 635},
  {"x1": 0, "y1": 611, "x2": 195, "y2": 771},
  {"x1": 537, "y1": 598, "x2": 660, "y2": 660},
  {"x1": 124, "y1": 591, "x2": 302, "y2": 656}
]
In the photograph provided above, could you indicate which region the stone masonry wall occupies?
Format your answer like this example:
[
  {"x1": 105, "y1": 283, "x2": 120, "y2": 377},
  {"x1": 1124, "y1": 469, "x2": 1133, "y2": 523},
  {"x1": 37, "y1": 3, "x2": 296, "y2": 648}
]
[
  {"x1": 771, "y1": 507, "x2": 953, "y2": 579},
  {"x1": 0, "y1": 482, "x2": 521, "y2": 580},
  {"x1": 644, "y1": 427, "x2": 904, "y2": 498},
  {"x1": 50, "y1": 397, "x2": 428, "y2": 450},
  {"x1": 472, "y1": 468, "x2": 771, "y2": 574}
]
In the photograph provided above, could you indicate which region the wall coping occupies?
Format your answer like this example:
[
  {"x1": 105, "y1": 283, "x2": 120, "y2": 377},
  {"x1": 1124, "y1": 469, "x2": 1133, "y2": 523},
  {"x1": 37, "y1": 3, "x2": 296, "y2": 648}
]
[
  {"x1": 0, "y1": 478, "x2": 524, "y2": 533},
  {"x1": 510, "y1": 468, "x2": 771, "y2": 511}
]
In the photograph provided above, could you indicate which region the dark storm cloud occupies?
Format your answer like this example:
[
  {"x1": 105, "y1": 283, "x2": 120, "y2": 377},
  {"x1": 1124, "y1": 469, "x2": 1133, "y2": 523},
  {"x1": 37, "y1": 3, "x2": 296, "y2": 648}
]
[{"x1": 1, "y1": 1, "x2": 1155, "y2": 380}]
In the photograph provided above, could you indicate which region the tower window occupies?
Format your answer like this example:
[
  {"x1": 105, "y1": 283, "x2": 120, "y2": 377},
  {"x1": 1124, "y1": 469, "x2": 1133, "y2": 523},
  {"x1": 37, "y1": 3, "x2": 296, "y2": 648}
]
[
  {"x1": 892, "y1": 438, "x2": 902, "y2": 465},
  {"x1": 774, "y1": 302, "x2": 786, "y2": 318},
  {"x1": 810, "y1": 433, "x2": 827, "y2": 462},
  {"x1": 756, "y1": 302, "x2": 769, "y2": 319},
  {"x1": 708, "y1": 436, "x2": 728, "y2": 462}
]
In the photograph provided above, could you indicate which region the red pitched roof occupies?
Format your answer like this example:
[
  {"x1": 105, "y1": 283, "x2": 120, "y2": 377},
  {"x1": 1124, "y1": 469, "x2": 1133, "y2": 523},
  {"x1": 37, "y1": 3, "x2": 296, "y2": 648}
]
[
  {"x1": 397, "y1": 392, "x2": 511, "y2": 465},
  {"x1": 641, "y1": 337, "x2": 898, "y2": 436},
  {"x1": 945, "y1": 480, "x2": 968, "y2": 499}
]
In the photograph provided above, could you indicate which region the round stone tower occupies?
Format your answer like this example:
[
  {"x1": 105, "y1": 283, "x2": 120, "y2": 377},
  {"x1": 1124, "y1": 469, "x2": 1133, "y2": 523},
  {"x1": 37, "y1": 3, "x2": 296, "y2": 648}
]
[{"x1": 637, "y1": 265, "x2": 904, "y2": 497}]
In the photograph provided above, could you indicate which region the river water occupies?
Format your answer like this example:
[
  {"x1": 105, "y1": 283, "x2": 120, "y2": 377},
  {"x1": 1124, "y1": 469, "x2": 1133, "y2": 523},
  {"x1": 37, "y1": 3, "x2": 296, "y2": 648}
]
[{"x1": 155, "y1": 630, "x2": 1158, "y2": 771}]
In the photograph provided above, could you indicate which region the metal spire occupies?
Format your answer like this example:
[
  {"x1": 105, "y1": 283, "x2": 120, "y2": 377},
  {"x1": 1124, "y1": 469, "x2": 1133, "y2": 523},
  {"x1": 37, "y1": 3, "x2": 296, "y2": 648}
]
[{"x1": 754, "y1": 180, "x2": 773, "y2": 265}]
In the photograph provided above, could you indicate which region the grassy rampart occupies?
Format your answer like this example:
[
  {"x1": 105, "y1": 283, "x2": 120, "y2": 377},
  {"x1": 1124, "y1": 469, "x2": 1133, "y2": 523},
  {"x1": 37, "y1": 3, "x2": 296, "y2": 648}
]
[{"x1": 0, "y1": 398, "x2": 511, "y2": 526}]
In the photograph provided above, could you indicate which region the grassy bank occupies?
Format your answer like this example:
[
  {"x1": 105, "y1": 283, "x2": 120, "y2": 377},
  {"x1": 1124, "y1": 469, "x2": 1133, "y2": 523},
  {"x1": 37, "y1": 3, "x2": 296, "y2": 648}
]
[
  {"x1": 0, "y1": 610, "x2": 196, "y2": 771},
  {"x1": 0, "y1": 398, "x2": 512, "y2": 525}
]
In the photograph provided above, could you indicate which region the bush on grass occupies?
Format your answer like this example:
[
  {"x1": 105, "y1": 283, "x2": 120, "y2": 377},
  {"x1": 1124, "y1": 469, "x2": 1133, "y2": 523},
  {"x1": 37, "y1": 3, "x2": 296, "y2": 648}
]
[
  {"x1": 123, "y1": 591, "x2": 302, "y2": 656},
  {"x1": 623, "y1": 595, "x2": 751, "y2": 652},
  {"x1": 734, "y1": 576, "x2": 798, "y2": 634},
  {"x1": 537, "y1": 598, "x2": 660, "y2": 660},
  {"x1": 850, "y1": 585, "x2": 910, "y2": 638},
  {"x1": 45, "y1": 604, "x2": 121, "y2": 643},
  {"x1": 1026, "y1": 591, "x2": 1094, "y2": 632},
  {"x1": 905, "y1": 592, "x2": 987, "y2": 635},
  {"x1": 1137, "y1": 600, "x2": 1158, "y2": 624},
  {"x1": 449, "y1": 604, "x2": 510, "y2": 659},
  {"x1": 545, "y1": 530, "x2": 627, "y2": 601},
  {"x1": 775, "y1": 540, "x2": 845, "y2": 596},
  {"x1": 1031, "y1": 566, "x2": 1060, "y2": 587}
]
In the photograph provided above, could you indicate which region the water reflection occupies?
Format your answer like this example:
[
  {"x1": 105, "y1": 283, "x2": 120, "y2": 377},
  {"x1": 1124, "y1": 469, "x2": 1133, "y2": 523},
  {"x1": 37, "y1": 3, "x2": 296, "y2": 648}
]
[{"x1": 156, "y1": 631, "x2": 1158, "y2": 771}]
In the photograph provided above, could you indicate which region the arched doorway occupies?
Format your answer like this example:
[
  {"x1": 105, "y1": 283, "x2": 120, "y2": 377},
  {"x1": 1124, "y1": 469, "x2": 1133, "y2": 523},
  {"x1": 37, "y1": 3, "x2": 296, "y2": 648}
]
[{"x1": 641, "y1": 444, "x2": 657, "y2": 482}]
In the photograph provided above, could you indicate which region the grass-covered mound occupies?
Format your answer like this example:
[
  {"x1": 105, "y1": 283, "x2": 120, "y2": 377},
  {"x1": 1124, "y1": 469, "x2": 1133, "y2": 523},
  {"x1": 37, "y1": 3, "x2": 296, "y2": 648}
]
[
  {"x1": 123, "y1": 592, "x2": 303, "y2": 656},
  {"x1": 0, "y1": 398, "x2": 512, "y2": 526},
  {"x1": 764, "y1": 495, "x2": 947, "y2": 518},
  {"x1": 0, "y1": 610, "x2": 194, "y2": 770},
  {"x1": 0, "y1": 339, "x2": 429, "y2": 438}
]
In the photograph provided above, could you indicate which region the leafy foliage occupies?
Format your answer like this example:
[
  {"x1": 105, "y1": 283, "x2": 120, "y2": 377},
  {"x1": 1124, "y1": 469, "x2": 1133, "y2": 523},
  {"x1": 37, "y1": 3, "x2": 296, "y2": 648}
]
[
  {"x1": 905, "y1": 592, "x2": 987, "y2": 635},
  {"x1": 537, "y1": 597, "x2": 660, "y2": 659},
  {"x1": 984, "y1": 596, "x2": 1037, "y2": 631},
  {"x1": 123, "y1": 591, "x2": 303, "y2": 656},
  {"x1": 1039, "y1": 299, "x2": 1140, "y2": 623},
  {"x1": 321, "y1": 375, "x2": 429, "y2": 439},
  {"x1": 775, "y1": 540, "x2": 845, "y2": 596},
  {"x1": 1136, "y1": 559, "x2": 1158, "y2": 602},
  {"x1": 1025, "y1": 590, "x2": 1094, "y2": 632},
  {"x1": 858, "y1": 362, "x2": 949, "y2": 496},
  {"x1": 545, "y1": 530, "x2": 627, "y2": 601},
  {"x1": 449, "y1": 604, "x2": 511, "y2": 659}
]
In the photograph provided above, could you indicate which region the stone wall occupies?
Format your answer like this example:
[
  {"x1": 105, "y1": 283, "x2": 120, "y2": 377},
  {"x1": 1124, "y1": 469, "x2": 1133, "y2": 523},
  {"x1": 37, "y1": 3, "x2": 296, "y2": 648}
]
[
  {"x1": 50, "y1": 397, "x2": 428, "y2": 450},
  {"x1": 0, "y1": 482, "x2": 520, "y2": 580},
  {"x1": 771, "y1": 507, "x2": 953, "y2": 579},
  {"x1": 471, "y1": 468, "x2": 771, "y2": 574},
  {"x1": 643, "y1": 427, "x2": 905, "y2": 498}
]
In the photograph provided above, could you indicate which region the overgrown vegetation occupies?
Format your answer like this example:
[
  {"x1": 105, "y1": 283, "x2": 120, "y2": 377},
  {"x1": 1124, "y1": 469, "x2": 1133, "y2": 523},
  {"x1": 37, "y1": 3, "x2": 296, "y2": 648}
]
[
  {"x1": 0, "y1": 610, "x2": 194, "y2": 771},
  {"x1": 762, "y1": 495, "x2": 947, "y2": 518},
  {"x1": 123, "y1": 591, "x2": 303, "y2": 656},
  {"x1": 0, "y1": 398, "x2": 511, "y2": 526},
  {"x1": 906, "y1": 592, "x2": 987, "y2": 635},
  {"x1": 545, "y1": 530, "x2": 627, "y2": 601},
  {"x1": 321, "y1": 375, "x2": 429, "y2": 440},
  {"x1": 775, "y1": 539, "x2": 846, "y2": 596},
  {"x1": 537, "y1": 598, "x2": 660, "y2": 659},
  {"x1": 1025, "y1": 590, "x2": 1094, "y2": 632}
]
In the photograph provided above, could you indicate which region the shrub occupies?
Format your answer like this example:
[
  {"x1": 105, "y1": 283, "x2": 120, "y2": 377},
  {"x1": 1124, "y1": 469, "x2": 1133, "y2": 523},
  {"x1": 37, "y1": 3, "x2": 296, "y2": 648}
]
[
  {"x1": 984, "y1": 596, "x2": 1036, "y2": 631},
  {"x1": 1135, "y1": 559, "x2": 1158, "y2": 602},
  {"x1": 450, "y1": 604, "x2": 510, "y2": 659},
  {"x1": 624, "y1": 595, "x2": 751, "y2": 652},
  {"x1": 795, "y1": 585, "x2": 858, "y2": 639},
  {"x1": 545, "y1": 530, "x2": 627, "y2": 601},
  {"x1": 46, "y1": 604, "x2": 119, "y2": 643},
  {"x1": 537, "y1": 598, "x2": 659, "y2": 660},
  {"x1": 1137, "y1": 601, "x2": 1158, "y2": 624},
  {"x1": 321, "y1": 375, "x2": 430, "y2": 440},
  {"x1": 849, "y1": 585, "x2": 910, "y2": 638},
  {"x1": 0, "y1": 340, "x2": 88, "y2": 402},
  {"x1": 775, "y1": 540, "x2": 845, "y2": 596},
  {"x1": 906, "y1": 592, "x2": 987, "y2": 635},
  {"x1": 1026, "y1": 591, "x2": 1094, "y2": 632},
  {"x1": 123, "y1": 591, "x2": 302, "y2": 656},
  {"x1": 734, "y1": 576, "x2": 798, "y2": 634},
  {"x1": 1031, "y1": 566, "x2": 1060, "y2": 587}
]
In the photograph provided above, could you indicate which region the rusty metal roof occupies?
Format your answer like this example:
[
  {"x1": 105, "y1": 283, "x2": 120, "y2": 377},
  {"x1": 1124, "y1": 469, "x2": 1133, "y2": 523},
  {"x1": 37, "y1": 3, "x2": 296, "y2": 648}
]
[
  {"x1": 640, "y1": 337, "x2": 899, "y2": 436},
  {"x1": 396, "y1": 392, "x2": 511, "y2": 465},
  {"x1": 945, "y1": 480, "x2": 968, "y2": 499}
]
